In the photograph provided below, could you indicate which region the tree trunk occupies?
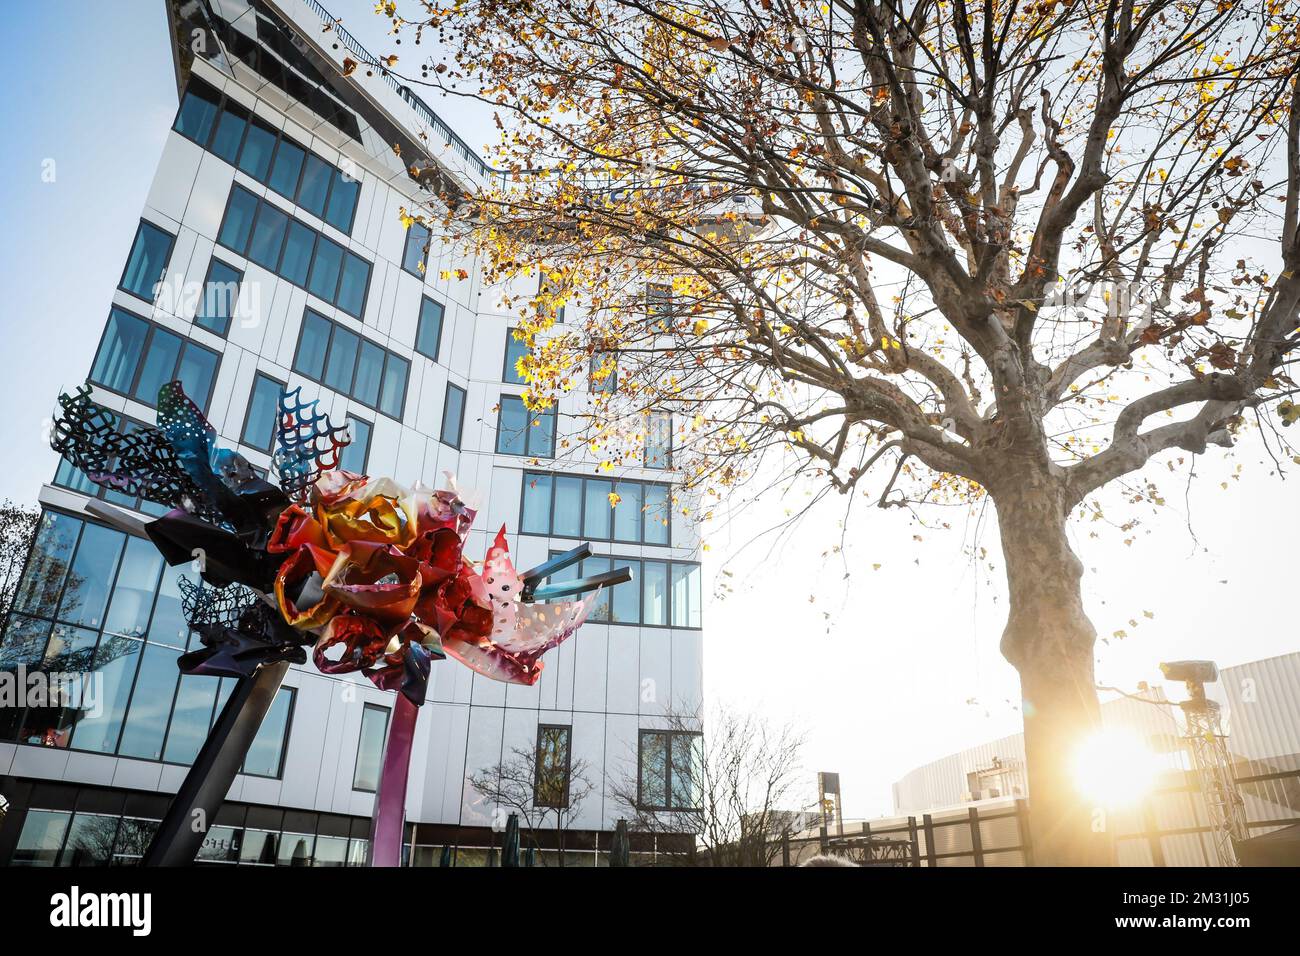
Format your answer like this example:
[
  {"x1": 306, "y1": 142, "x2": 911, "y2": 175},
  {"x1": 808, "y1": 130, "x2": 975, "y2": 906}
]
[{"x1": 995, "y1": 478, "x2": 1114, "y2": 866}]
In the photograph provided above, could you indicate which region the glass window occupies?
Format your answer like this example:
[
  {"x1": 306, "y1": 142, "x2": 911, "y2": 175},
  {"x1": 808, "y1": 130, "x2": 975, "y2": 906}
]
[
  {"x1": 354, "y1": 704, "x2": 389, "y2": 791},
  {"x1": 645, "y1": 411, "x2": 672, "y2": 469},
  {"x1": 177, "y1": 341, "x2": 219, "y2": 413},
  {"x1": 238, "y1": 117, "x2": 278, "y2": 181},
  {"x1": 379, "y1": 354, "x2": 408, "y2": 418},
  {"x1": 57, "y1": 522, "x2": 124, "y2": 629},
  {"x1": 247, "y1": 202, "x2": 289, "y2": 270},
  {"x1": 164, "y1": 671, "x2": 219, "y2": 764},
  {"x1": 10, "y1": 810, "x2": 71, "y2": 867},
  {"x1": 638, "y1": 732, "x2": 668, "y2": 810},
  {"x1": 174, "y1": 81, "x2": 220, "y2": 144},
  {"x1": 68, "y1": 636, "x2": 143, "y2": 754},
  {"x1": 530, "y1": 406, "x2": 556, "y2": 457},
  {"x1": 239, "y1": 829, "x2": 280, "y2": 865},
  {"x1": 611, "y1": 558, "x2": 641, "y2": 624},
  {"x1": 415, "y1": 296, "x2": 444, "y2": 360},
  {"x1": 14, "y1": 512, "x2": 81, "y2": 618},
  {"x1": 503, "y1": 329, "x2": 528, "y2": 383},
  {"x1": 119, "y1": 221, "x2": 174, "y2": 301},
  {"x1": 312, "y1": 835, "x2": 349, "y2": 867},
  {"x1": 520, "y1": 474, "x2": 552, "y2": 534},
  {"x1": 308, "y1": 235, "x2": 343, "y2": 302},
  {"x1": 297, "y1": 153, "x2": 333, "y2": 219},
  {"x1": 243, "y1": 687, "x2": 293, "y2": 777},
  {"x1": 339, "y1": 416, "x2": 371, "y2": 474},
  {"x1": 218, "y1": 186, "x2": 260, "y2": 252},
  {"x1": 534, "y1": 725, "x2": 571, "y2": 808},
  {"x1": 672, "y1": 563, "x2": 702, "y2": 629},
  {"x1": 583, "y1": 478, "x2": 613, "y2": 541},
  {"x1": 402, "y1": 222, "x2": 431, "y2": 276},
  {"x1": 130, "y1": 328, "x2": 182, "y2": 405},
  {"x1": 278, "y1": 832, "x2": 316, "y2": 867},
  {"x1": 670, "y1": 733, "x2": 702, "y2": 808},
  {"x1": 642, "y1": 560, "x2": 668, "y2": 626},
  {"x1": 242, "y1": 373, "x2": 284, "y2": 451},
  {"x1": 210, "y1": 101, "x2": 249, "y2": 163},
  {"x1": 496, "y1": 395, "x2": 528, "y2": 455},
  {"x1": 590, "y1": 351, "x2": 617, "y2": 393},
  {"x1": 268, "y1": 138, "x2": 306, "y2": 197},
  {"x1": 553, "y1": 476, "x2": 583, "y2": 537},
  {"x1": 639, "y1": 730, "x2": 699, "y2": 810},
  {"x1": 336, "y1": 252, "x2": 370, "y2": 318},
  {"x1": 280, "y1": 220, "x2": 316, "y2": 287},
  {"x1": 583, "y1": 556, "x2": 612, "y2": 622},
  {"x1": 646, "y1": 282, "x2": 673, "y2": 322},
  {"x1": 196, "y1": 259, "x2": 243, "y2": 336},
  {"x1": 116, "y1": 641, "x2": 180, "y2": 761},
  {"x1": 644, "y1": 483, "x2": 670, "y2": 545},
  {"x1": 295, "y1": 309, "x2": 332, "y2": 380},
  {"x1": 103, "y1": 538, "x2": 162, "y2": 639},
  {"x1": 90, "y1": 309, "x2": 149, "y2": 395},
  {"x1": 353, "y1": 341, "x2": 386, "y2": 408},
  {"x1": 111, "y1": 817, "x2": 159, "y2": 865},
  {"x1": 323, "y1": 324, "x2": 359, "y2": 393},
  {"x1": 325, "y1": 169, "x2": 360, "y2": 232},
  {"x1": 440, "y1": 383, "x2": 466, "y2": 449},
  {"x1": 612, "y1": 481, "x2": 643, "y2": 543},
  {"x1": 0, "y1": 615, "x2": 53, "y2": 739}
]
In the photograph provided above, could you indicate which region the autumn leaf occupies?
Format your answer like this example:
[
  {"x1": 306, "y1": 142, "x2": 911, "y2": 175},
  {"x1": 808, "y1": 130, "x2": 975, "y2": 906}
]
[{"x1": 341, "y1": 57, "x2": 358, "y2": 77}]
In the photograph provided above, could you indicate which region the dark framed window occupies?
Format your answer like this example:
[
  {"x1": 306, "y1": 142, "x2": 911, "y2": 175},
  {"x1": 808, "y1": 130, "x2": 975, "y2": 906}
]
[
  {"x1": 539, "y1": 274, "x2": 566, "y2": 323},
  {"x1": 402, "y1": 222, "x2": 431, "y2": 276},
  {"x1": 440, "y1": 382, "x2": 466, "y2": 449},
  {"x1": 590, "y1": 351, "x2": 617, "y2": 394},
  {"x1": 292, "y1": 309, "x2": 408, "y2": 420},
  {"x1": 544, "y1": 550, "x2": 700, "y2": 628},
  {"x1": 89, "y1": 307, "x2": 220, "y2": 412},
  {"x1": 646, "y1": 283, "x2": 673, "y2": 323},
  {"x1": 172, "y1": 77, "x2": 360, "y2": 234},
  {"x1": 217, "y1": 185, "x2": 371, "y2": 318},
  {"x1": 503, "y1": 328, "x2": 528, "y2": 384},
  {"x1": 521, "y1": 471, "x2": 671, "y2": 546},
  {"x1": 534, "y1": 725, "x2": 572, "y2": 809},
  {"x1": 496, "y1": 395, "x2": 555, "y2": 457},
  {"x1": 119, "y1": 220, "x2": 175, "y2": 302},
  {"x1": 242, "y1": 687, "x2": 294, "y2": 778},
  {"x1": 195, "y1": 258, "x2": 244, "y2": 336},
  {"x1": 339, "y1": 414, "x2": 372, "y2": 474},
  {"x1": 354, "y1": 704, "x2": 389, "y2": 792},
  {"x1": 0, "y1": 509, "x2": 295, "y2": 771},
  {"x1": 415, "y1": 296, "x2": 444, "y2": 361},
  {"x1": 638, "y1": 730, "x2": 701, "y2": 810},
  {"x1": 241, "y1": 372, "x2": 285, "y2": 452},
  {"x1": 645, "y1": 411, "x2": 672, "y2": 469}
]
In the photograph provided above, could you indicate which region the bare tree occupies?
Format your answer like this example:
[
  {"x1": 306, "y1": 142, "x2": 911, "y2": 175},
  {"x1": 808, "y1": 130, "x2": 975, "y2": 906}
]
[
  {"x1": 610, "y1": 705, "x2": 808, "y2": 866},
  {"x1": 382, "y1": 0, "x2": 1300, "y2": 863},
  {"x1": 469, "y1": 741, "x2": 594, "y2": 864},
  {"x1": 0, "y1": 501, "x2": 39, "y2": 622}
]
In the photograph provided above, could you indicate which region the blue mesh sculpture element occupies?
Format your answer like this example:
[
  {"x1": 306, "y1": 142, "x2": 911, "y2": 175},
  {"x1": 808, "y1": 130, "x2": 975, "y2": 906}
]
[
  {"x1": 49, "y1": 385, "x2": 221, "y2": 522},
  {"x1": 272, "y1": 385, "x2": 352, "y2": 501}
]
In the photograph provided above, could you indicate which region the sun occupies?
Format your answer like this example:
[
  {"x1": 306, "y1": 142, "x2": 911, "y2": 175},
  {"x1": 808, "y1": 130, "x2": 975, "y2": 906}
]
[{"x1": 1072, "y1": 729, "x2": 1161, "y2": 808}]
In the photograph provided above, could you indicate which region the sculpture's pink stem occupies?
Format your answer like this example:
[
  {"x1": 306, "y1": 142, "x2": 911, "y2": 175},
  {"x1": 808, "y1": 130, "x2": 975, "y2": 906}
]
[{"x1": 367, "y1": 693, "x2": 420, "y2": 867}]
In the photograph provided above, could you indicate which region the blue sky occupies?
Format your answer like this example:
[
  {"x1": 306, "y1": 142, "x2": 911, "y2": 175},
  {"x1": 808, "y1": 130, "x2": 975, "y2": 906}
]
[{"x1": 1, "y1": 1, "x2": 1296, "y2": 818}]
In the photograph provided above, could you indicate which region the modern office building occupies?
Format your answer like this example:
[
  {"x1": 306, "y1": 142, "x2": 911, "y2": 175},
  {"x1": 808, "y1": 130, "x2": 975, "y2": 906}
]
[{"x1": 0, "y1": 0, "x2": 703, "y2": 866}]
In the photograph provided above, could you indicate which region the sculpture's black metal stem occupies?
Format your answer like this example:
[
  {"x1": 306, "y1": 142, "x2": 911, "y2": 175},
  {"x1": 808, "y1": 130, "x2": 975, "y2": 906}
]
[{"x1": 142, "y1": 661, "x2": 289, "y2": 866}]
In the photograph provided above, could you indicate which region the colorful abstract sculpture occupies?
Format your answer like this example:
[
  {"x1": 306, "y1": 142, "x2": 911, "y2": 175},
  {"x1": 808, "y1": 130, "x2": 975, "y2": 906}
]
[{"x1": 49, "y1": 379, "x2": 628, "y2": 866}]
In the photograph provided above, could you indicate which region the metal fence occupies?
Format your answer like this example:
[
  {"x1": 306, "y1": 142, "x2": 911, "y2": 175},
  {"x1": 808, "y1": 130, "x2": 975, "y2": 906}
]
[{"x1": 775, "y1": 767, "x2": 1300, "y2": 866}]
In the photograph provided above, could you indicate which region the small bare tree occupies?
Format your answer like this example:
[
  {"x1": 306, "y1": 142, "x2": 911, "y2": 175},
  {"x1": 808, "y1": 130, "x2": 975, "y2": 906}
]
[
  {"x1": 610, "y1": 705, "x2": 808, "y2": 866},
  {"x1": 469, "y1": 741, "x2": 594, "y2": 864}
]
